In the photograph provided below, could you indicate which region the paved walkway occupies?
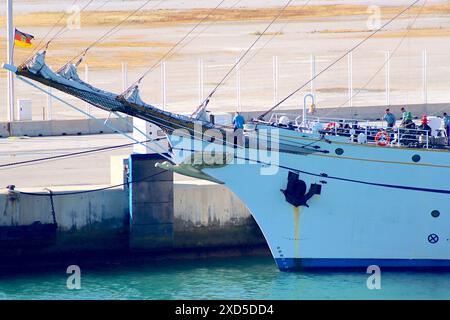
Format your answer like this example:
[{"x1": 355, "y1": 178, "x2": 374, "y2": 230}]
[{"x1": 0, "y1": 133, "x2": 145, "y2": 188}]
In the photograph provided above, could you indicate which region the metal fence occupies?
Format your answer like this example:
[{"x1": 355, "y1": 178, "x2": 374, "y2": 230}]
[{"x1": 1, "y1": 48, "x2": 449, "y2": 121}]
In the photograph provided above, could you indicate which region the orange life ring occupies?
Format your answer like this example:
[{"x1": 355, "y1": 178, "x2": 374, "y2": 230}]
[
  {"x1": 325, "y1": 122, "x2": 336, "y2": 130},
  {"x1": 375, "y1": 130, "x2": 390, "y2": 146}
]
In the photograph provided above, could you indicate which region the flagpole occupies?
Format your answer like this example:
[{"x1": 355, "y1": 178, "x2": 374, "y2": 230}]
[{"x1": 6, "y1": 0, "x2": 15, "y2": 122}]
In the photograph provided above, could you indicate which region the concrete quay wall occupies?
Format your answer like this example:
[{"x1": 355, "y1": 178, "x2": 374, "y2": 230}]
[
  {"x1": 1, "y1": 102, "x2": 448, "y2": 137},
  {"x1": 0, "y1": 186, "x2": 130, "y2": 255},
  {"x1": 173, "y1": 181, "x2": 263, "y2": 248},
  {"x1": 0, "y1": 117, "x2": 133, "y2": 137},
  {"x1": 242, "y1": 102, "x2": 449, "y2": 122},
  {"x1": 0, "y1": 181, "x2": 265, "y2": 259}
]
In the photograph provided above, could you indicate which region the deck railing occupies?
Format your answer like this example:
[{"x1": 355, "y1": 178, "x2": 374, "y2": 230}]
[{"x1": 266, "y1": 113, "x2": 444, "y2": 149}]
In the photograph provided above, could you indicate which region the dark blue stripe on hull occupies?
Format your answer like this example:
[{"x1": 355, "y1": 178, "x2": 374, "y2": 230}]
[{"x1": 275, "y1": 258, "x2": 450, "y2": 271}]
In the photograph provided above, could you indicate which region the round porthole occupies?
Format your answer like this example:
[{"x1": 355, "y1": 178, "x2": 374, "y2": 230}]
[
  {"x1": 428, "y1": 234, "x2": 439, "y2": 244},
  {"x1": 431, "y1": 210, "x2": 440, "y2": 218},
  {"x1": 412, "y1": 154, "x2": 421, "y2": 163},
  {"x1": 335, "y1": 148, "x2": 344, "y2": 155}
]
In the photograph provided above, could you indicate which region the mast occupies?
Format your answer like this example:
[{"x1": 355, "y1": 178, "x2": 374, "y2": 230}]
[{"x1": 6, "y1": 0, "x2": 15, "y2": 122}]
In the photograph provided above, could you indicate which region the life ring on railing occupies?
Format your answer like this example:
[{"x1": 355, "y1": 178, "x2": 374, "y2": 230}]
[
  {"x1": 325, "y1": 122, "x2": 336, "y2": 131},
  {"x1": 375, "y1": 130, "x2": 390, "y2": 146}
]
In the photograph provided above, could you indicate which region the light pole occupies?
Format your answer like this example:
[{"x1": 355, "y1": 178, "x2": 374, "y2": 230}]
[{"x1": 6, "y1": 0, "x2": 15, "y2": 122}]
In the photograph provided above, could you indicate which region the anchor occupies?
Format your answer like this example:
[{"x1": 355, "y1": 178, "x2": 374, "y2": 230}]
[{"x1": 281, "y1": 171, "x2": 322, "y2": 208}]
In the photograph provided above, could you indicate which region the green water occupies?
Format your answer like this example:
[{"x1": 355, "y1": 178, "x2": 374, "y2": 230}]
[{"x1": 0, "y1": 256, "x2": 449, "y2": 299}]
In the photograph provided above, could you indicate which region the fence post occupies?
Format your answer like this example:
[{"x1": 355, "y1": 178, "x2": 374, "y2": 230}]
[
  {"x1": 310, "y1": 54, "x2": 316, "y2": 99},
  {"x1": 348, "y1": 51, "x2": 353, "y2": 109},
  {"x1": 198, "y1": 58, "x2": 204, "y2": 105},
  {"x1": 122, "y1": 62, "x2": 128, "y2": 92},
  {"x1": 84, "y1": 64, "x2": 90, "y2": 117},
  {"x1": 273, "y1": 56, "x2": 278, "y2": 105},
  {"x1": 161, "y1": 61, "x2": 166, "y2": 111},
  {"x1": 385, "y1": 51, "x2": 390, "y2": 106},
  {"x1": 236, "y1": 57, "x2": 241, "y2": 112},
  {"x1": 422, "y1": 49, "x2": 428, "y2": 106},
  {"x1": 46, "y1": 87, "x2": 52, "y2": 120},
  {"x1": 6, "y1": 0, "x2": 15, "y2": 122}
]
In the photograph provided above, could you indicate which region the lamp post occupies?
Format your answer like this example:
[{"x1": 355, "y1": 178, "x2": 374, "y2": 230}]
[{"x1": 6, "y1": 0, "x2": 15, "y2": 122}]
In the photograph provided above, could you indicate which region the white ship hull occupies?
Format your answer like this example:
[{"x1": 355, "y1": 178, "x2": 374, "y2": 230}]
[{"x1": 169, "y1": 125, "x2": 450, "y2": 271}]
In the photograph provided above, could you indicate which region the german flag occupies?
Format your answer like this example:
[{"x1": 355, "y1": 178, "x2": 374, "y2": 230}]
[{"x1": 14, "y1": 29, "x2": 34, "y2": 48}]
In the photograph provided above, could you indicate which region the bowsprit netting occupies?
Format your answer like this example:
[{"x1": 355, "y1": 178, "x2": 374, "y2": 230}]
[{"x1": 17, "y1": 52, "x2": 218, "y2": 135}]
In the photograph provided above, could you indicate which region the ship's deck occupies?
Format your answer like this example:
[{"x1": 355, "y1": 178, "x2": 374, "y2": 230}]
[{"x1": 251, "y1": 115, "x2": 450, "y2": 152}]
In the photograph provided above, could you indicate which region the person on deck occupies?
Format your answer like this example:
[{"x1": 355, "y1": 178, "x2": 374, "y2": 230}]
[
  {"x1": 400, "y1": 107, "x2": 414, "y2": 128},
  {"x1": 232, "y1": 112, "x2": 245, "y2": 146},
  {"x1": 383, "y1": 108, "x2": 396, "y2": 128},
  {"x1": 418, "y1": 115, "x2": 432, "y2": 137},
  {"x1": 443, "y1": 112, "x2": 450, "y2": 146}
]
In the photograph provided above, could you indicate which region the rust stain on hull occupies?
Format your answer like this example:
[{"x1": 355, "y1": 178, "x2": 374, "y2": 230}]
[{"x1": 293, "y1": 206, "x2": 300, "y2": 259}]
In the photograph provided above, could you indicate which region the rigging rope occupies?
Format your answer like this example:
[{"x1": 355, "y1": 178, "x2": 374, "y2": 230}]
[
  {"x1": 27, "y1": 0, "x2": 117, "y2": 64},
  {"x1": 257, "y1": 0, "x2": 422, "y2": 120},
  {"x1": 44, "y1": 0, "x2": 96, "y2": 52},
  {"x1": 191, "y1": 0, "x2": 296, "y2": 118},
  {"x1": 26, "y1": 0, "x2": 80, "y2": 60},
  {"x1": 322, "y1": 0, "x2": 428, "y2": 119},
  {"x1": 46, "y1": 0, "x2": 117, "y2": 53},
  {"x1": 94, "y1": 0, "x2": 112, "y2": 11},
  {"x1": 122, "y1": 0, "x2": 229, "y2": 96},
  {"x1": 237, "y1": 0, "x2": 312, "y2": 73},
  {"x1": 64, "y1": 0, "x2": 162, "y2": 68},
  {"x1": 170, "y1": 0, "x2": 245, "y2": 59},
  {"x1": 0, "y1": 138, "x2": 166, "y2": 170}
]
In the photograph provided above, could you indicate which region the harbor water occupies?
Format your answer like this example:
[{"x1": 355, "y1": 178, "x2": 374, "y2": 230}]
[{"x1": 1, "y1": 256, "x2": 449, "y2": 300}]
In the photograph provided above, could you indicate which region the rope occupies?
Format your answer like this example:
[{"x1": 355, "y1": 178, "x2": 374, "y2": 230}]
[
  {"x1": 122, "y1": 0, "x2": 228, "y2": 95},
  {"x1": 27, "y1": 1, "x2": 75, "y2": 54},
  {"x1": 27, "y1": 0, "x2": 117, "y2": 63},
  {"x1": 257, "y1": 0, "x2": 422, "y2": 120},
  {"x1": 0, "y1": 138, "x2": 166, "y2": 170},
  {"x1": 26, "y1": 0, "x2": 79, "y2": 60},
  {"x1": 167, "y1": 0, "x2": 245, "y2": 60},
  {"x1": 237, "y1": 0, "x2": 312, "y2": 73},
  {"x1": 94, "y1": 0, "x2": 113, "y2": 10},
  {"x1": 65, "y1": 0, "x2": 163, "y2": 68},
  {"x1": 44, "y1": 188, "x2": 58, "y2": 225},
  {"x1": 118, "y1": 106, "x2": 327, "y2": 153},
  {"x1": 191, "y1": 0, "x2": 296, "y2": 118},
  {"x1": 47, "y1": 0, "x2": 117, "y2": 53},
  {"x1": 17, "y1": 170, "x2": 167, "y2": 197},
  {"x1": 43, "y1": 0, "x2": 96, "y2": 52},
  {"x1": 321, "y1": 0, "x2": 428, "y2": 119}
]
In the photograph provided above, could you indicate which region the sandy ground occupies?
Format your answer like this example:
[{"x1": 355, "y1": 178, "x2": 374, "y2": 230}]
[{"x1": 1, "y1": 0, "x2": 450, "y2": 121}]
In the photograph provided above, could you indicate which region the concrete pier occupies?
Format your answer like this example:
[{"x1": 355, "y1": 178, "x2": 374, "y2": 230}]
[
  {"x1": 0, "y1": 179, "x2": 266, "y2": 264},
  {"x1": 0, "y1": 186, "x2": 129, "y2": 255},
  {"x1": 174, "y1": 181, "x2": 264, "y2": 248}
]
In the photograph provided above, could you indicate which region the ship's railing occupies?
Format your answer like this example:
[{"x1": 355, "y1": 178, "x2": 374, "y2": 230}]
[
  {"x1": 264, "y1": 113, "x2": 446, "y2": 149},
  {"x1": 294, "y1": 115, "x2": 440, "y2": 149},
  {"x1": 357, "y1": 126, "x2": 432, "y2": 148},
  {"x1": 394, "y1": 127, "x2": 432, "y2": 149},
  {"x1": 268, "y1": 113, "x2": 295, "y2": 124},
  {"x1": 294, "y1": 115, "x2": 370, "y2": 134}
]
